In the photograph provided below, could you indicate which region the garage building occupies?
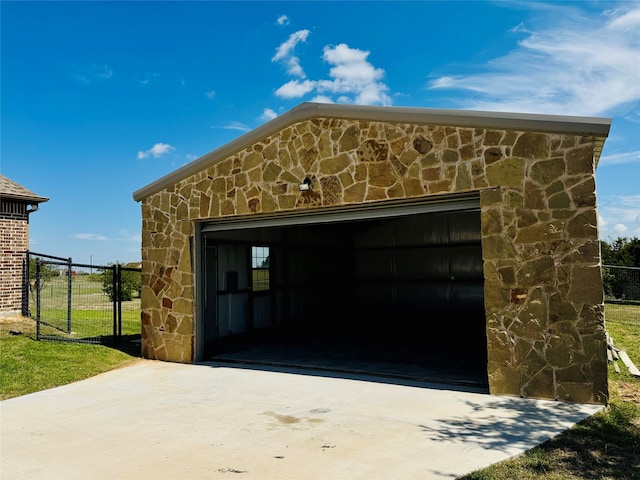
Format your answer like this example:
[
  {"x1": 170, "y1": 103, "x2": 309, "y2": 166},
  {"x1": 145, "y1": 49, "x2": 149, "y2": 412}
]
[{"x1": 133, "y1": 102, "x2": 611, "y2": 404}]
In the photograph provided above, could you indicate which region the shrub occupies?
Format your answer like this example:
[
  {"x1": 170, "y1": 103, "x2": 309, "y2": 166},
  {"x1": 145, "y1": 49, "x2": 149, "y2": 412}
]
[{"x1": 101, "y1": 265, "x2": 141, "y2": 302}]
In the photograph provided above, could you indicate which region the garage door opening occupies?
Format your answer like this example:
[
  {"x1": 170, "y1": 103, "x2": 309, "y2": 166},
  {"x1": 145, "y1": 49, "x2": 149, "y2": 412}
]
[{"x1": 198, "y1": 197, "x2": 488, "y2": 388}]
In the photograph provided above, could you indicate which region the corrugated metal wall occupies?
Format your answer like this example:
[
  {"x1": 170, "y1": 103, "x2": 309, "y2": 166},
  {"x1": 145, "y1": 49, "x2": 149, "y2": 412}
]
[
  {"x1": 354, "y1": 211, "x2": 484, "y2": 312},
  {"x1": 203, "y1": 208, "x2": 485, "y2": 350}
]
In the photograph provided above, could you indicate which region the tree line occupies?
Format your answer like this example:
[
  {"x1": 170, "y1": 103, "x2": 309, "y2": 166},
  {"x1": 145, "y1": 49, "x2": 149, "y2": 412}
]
[
  {"x1": 601, "y1": 237, "x2": 640, "y2": 302},
  {"x1": 601, "y1": 237, "x2": 640, "y2": 267}
]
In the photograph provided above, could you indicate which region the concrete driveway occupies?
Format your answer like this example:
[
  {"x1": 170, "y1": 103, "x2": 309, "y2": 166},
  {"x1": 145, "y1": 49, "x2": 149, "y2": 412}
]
[{"x1": 1, "y1": 360, "x2": 602, "y2": 480}]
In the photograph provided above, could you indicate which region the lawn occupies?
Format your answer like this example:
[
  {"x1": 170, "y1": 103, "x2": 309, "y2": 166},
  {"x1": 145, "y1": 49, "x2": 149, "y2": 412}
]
[
  {"x1": 0, "y1": 314, "x2": 141, "y2": 400},
  {"x1": 2, "y1": 274, "x2": 141, "y2": 396}
]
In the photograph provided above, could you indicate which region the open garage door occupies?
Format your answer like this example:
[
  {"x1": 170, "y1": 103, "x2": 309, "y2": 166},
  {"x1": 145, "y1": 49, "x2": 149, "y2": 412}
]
[{"x1": 197, "y1": 193, "x2": 488, "y2": 388}]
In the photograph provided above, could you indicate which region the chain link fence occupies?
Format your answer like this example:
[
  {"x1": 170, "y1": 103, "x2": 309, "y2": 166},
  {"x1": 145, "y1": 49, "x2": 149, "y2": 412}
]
[
  {"x1": 603, "y1": 265, "x2": 640, "y2": 326},
  {"x1": 25, "y1": 251, "x2": 141, "y2": 345}
]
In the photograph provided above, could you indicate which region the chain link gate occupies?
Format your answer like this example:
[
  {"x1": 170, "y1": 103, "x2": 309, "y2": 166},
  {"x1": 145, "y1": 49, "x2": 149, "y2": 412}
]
[{"x1": 25, "y1": 251, "x2": 141, "y2": 345}]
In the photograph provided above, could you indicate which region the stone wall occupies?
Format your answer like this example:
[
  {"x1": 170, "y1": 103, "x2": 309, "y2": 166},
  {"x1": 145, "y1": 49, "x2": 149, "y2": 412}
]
[{"x1": 140, "y1": 117, "x2": 608, "y2": 404}]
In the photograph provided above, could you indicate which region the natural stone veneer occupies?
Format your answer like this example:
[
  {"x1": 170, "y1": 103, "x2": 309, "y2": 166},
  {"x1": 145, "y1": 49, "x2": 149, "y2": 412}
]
[{"x1": 139, "y1": 115, "x2": 608, "y2": 404}]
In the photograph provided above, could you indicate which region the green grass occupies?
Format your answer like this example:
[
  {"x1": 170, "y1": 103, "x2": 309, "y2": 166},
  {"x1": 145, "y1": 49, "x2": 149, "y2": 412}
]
[
  {"x1": 605, "y1": 301, "x2": 640, "y2": 325},
  {"x1": 32, "y1": 275, "x2": 105, "y2": 296},
  {"x1": 2, "y1": 268, "x2": 142, "y2": 399},
  {"x1": 0, "y1": 315, "x2": 141, "y2": 400},
  {"x1": 34, "y1": 308, "x2": 140, "y2": 340}
]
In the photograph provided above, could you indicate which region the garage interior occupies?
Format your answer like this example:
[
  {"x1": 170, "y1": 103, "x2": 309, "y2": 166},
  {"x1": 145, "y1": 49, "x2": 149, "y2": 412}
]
[{"x1": 199, "y1": 199, "x2": 488, "y2": 389}]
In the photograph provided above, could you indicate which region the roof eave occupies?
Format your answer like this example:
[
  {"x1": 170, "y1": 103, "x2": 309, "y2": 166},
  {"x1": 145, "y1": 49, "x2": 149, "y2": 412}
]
[
  {"x1": 133, "y1": 102, "x2": 611, "y2": 202},
  {"x1": 0, "y1": 194, "x2": 50, "y2": 204}
]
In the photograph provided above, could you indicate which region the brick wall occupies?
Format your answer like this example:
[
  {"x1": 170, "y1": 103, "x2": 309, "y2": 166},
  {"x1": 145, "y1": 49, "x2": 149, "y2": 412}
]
[{"x1": 0, "y1": 208, "x2": 29, "y2": 313}]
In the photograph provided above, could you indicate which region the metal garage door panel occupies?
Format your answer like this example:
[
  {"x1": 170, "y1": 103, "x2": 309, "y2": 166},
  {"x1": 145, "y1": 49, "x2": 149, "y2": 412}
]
[
  {"x1": 354, "y1": 209, "x2": 480, "y2": 249},
  {"x1": 355, "y1": 245, "x2": 483, "y2": 280},
  {"x1": 201, "y1": 193, "x2": 480, "y2": 233},
  {"x1": 448, "y1": 210, "x2": 482, "y2": 243}
]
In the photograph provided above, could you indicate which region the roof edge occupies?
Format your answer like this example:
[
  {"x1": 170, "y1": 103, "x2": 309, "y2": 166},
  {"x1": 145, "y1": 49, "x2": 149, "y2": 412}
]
[
  {"x1": 293, "y1": 102, "x2": 612, "y2": 135},
  {"x1": 1, "y1": 193, "x2": 50, "y2": 203},
  {"x1": 133, "y1": 102, "x2": 612, "y2": 202}
]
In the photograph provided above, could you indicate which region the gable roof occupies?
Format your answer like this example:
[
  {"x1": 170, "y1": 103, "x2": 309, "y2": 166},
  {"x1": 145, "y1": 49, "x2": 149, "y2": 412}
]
[
  {"x1": 133, "y1": 102, "x2": 612, "y2": 202},
  {"x1": 0, "y1": 175, "x2": 49, "y2": 204}
]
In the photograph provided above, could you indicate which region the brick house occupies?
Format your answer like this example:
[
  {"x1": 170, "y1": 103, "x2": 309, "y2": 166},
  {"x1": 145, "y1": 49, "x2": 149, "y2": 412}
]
[
  {"x1": 133, "y1": 103, "x2": 611, "y2": 404},
  {"x1": 0, "y1": 175, "x2": 48, "y2": 315}
]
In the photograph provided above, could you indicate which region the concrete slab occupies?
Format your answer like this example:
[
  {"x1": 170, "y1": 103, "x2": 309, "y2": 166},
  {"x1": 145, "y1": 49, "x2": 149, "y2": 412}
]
[{"x1": 1, "y1": 360, "x2": 603, "y2": 480}]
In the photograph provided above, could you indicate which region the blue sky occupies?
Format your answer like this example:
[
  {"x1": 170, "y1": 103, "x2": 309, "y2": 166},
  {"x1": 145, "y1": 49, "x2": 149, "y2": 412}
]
[{"x1": 2, "y1": 0, "x2": 639, "y2": 266}]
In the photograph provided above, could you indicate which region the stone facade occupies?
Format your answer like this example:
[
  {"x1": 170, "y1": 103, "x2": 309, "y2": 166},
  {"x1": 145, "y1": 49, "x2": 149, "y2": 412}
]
[{"x1": 138, "y1": 109, "x2": 609, "y2": 404}]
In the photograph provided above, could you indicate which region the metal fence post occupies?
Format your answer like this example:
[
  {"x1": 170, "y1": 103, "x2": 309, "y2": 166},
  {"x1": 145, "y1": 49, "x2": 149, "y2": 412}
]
[
  {"x1": 35, "y1": 260, "x2": 41, "y2": 340},
  {"x1": 112, "y1": 264, "x2": 118, "y2": 339},
  {"x1": 66, "y1": 257, "x2": 72, "y2": 334},
  {"x1": 117, "y1": 263, "x2": 123, "y2": 340}
]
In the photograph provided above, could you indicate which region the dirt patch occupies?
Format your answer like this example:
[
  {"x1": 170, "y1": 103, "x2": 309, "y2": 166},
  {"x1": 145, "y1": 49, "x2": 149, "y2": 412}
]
[
  {"x1": 0, "y1": 315, "x2": 36, "y2": 334},
  {"x1": 617, "y1": 381, "x2": 640, "y2": 404}
]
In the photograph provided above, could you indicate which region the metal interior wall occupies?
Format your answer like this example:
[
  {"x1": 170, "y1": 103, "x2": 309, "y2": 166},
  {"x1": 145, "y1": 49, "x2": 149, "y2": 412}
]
[
  {"x1": 199, "y1": 195, "x2": 484, "y2": 355},
  {"x1": 199, "y1": 207, "x2": 488, "y2": 386}
]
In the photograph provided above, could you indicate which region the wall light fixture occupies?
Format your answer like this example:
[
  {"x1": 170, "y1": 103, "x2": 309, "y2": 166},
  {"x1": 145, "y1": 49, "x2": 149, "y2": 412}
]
[{"x1": 298, "y1": 178, "x2": 311, "y2": 191}]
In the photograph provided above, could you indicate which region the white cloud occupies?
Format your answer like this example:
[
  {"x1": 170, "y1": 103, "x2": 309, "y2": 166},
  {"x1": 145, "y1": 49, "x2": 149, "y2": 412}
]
[
  {"x1": 223, "y1": 121, "x2": 250, "y2": 132},
  {"x1": 210, "y1": 121, "x2": 251, "y2": 132},
  {"x1": 139, "y1": 73, "x2": 160, "y2": 86},
  {"x1": 137, "y1": 143, "x2": 176, "y2": 159},
  {"x1": 276, "y1": 15, "x2": 290, "y2": 26},
  {"x1": 74, "y1": 233, "x2": 108, "y2": 241},
  {"x1": 272, "y1": 38, "x2": 391, "y2": 106},
  {"x1": 323, "y1": 43, "x2": 368, "y2": 66},
  {"x1": 272, "y1": 29, "x2": 310, "y2": 78},
  {"x1": 309, "y1": 95, "x2": 334, "y2": 104},
  {"x1": 427, "y1": 3, "x2": 640, "y2": 117},
  {"x1": 73, "y1": 63, "x2": 114, "y2": 84},
  {"x1": 205, "y1": 90, "x2": 216, "y2": 100},
  {"x1": 598, "y1": 194, "x2": 640, "y2": 240},
  {"x1": 429, "y1": 76, "x2": 456, "y2": 89},
  {"x1": 599, "y1": 150, "x2": 640, "y2": 166},
  {"x1": 94, "y1": 64, "x2": 113, "y2": 79},
  {"x1": 118, "y1": 229, "x2": 141, "y2": 242},
  {"x1": 606, "y1": 5, "x2": 640, "y2": 31},
  {"x1": 613, "y1": 223, "x2": 628, "y2": 234},
  {"x1": 317, "y1": 44, "x2": 391, "y2": 105},
  {"x1": 261, "y1": 108, "x2": 278, "y2": 121},
  {"x1": 275, "y1": 79, "x2": 317, "y2": 98}
]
